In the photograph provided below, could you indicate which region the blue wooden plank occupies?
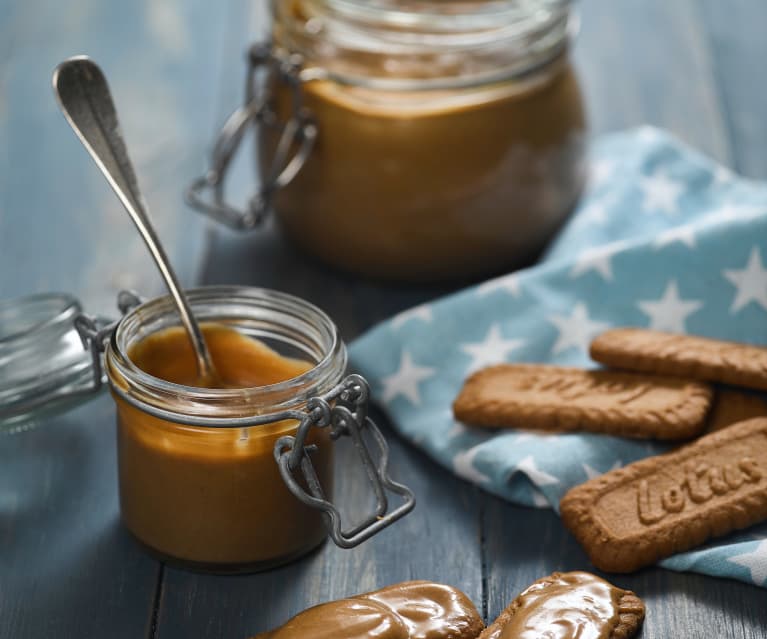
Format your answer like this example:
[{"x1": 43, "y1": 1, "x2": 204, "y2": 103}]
[
  {"x1": 0, "y1": 395, "x2": 159, "y2": 638},
  {"x1": 0, "y1": 0, "x2": 230, "y2": 315},
  {"x1": 698, "y1": 0, "x2": 767, "y2": 179},
  {"x1": 575, "y1": 0, "x2": 732, "y2": 165}
]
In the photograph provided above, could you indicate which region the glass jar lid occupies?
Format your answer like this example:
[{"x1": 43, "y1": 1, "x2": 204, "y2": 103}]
[{"x1": 0, "y1": 293, "x2": 103, "y2": 432}]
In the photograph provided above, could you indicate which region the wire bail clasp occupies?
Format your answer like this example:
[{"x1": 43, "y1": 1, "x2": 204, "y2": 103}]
[
  {"x1": 274, "y1": 374, "x2": 416, "y2": 549},
  {"x1": 74, "y1": 290, "x2": 143, "y2": 393},
  {"x1": 185, "y1": 43, "x2": 317, "y2": 230}
]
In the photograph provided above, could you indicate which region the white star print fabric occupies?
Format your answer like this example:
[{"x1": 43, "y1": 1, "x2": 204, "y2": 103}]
[{"x1": 349, "y1": 127, "x2": 767, "y2": 587}]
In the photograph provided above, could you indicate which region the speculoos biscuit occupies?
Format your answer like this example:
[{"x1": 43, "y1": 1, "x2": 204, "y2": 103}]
[
  {"x1": 452, "y1": 364, "x2": 713, "y2": 440},
  {"x1": 478, "y1": 571, "x2": 644, "y2": 639},
  {"x1": 590, "y1": 327, "x2": 767, "y2": 391},
  {"x1": 705, "y1": 389, "x2": 767, "y2": 433},
  {"x1": 560, "y1": 417, "x2": 767, "y2": 573}
]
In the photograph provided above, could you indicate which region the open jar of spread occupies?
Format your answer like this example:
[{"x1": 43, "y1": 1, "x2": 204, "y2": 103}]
[
  {"x1": 189, "y1": 0, "x2": 587, "y2": 281},
  {"x1": 6, "y1": 286, "x2": 414, "y2": 572}
]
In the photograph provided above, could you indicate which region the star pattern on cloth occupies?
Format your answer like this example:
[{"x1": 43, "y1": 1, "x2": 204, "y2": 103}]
[
  {"x1": 516, "y1": 456, "x2": 559, "y2": 488},
  {"x1": 530, "y1": 487, "x2": 551, "y2": 508},
  {"x1": 514, "y1": 431, "x2": 566, "y2": 445},
  {"x1": 575, "y1": 196, "x2": 615, "y2": 226},
  {"x1": 477, "y1": 274, "x2": 521, "y2": 297},
  {"x1": 448, "y1": 423, "x2": 467, "y2": 439},
  {"x1": 723, "y1": 246, "x2": 767, "y2": 313},
  {"x1": 570, "y1": 245, "x2": 618, "y2": 281},
  {"x1": 460, "y1": 324, "x2": 525, "y2": 373},
  {"x1": 639, "y1": 171, "x2": 684, "y2": 215},
  {"x1": 582, "y1": 460, "x2": 622, "y2": 480},
  {"x1": 727, "y1": 538, "x2": 767, "y2": 586},
  {"x1": 348, "y1": 127, "x2": 767, "y2": 588},
  {"x1": 548, "y1": 302, "x2": 610, "y2": 354},
  {"x1": 590, "y1": 159, "x2": 614, "y2": 189},
  {"x1": 380, "y1": 351, "x2": 435, "y2": 406},
  {"x1": 709, "y1": 203, "x2": 764, "y2": 222},
  {"x1": 453, "y1": 445, "x2": 491, "y2": 484},
  {"x1": 636, "y1": 126, "x2": 662, "y2": 143},
  {"x1": 653, "y1": 225, "x2": 697, "y2": 249},
  {"x1": 712, "y1": 165, "x2": 734, "y2": 185},
  {"x1": 637, "y1": 280, "x2": 703, "y2": 333},
  {"x1": 391, "y1": 303, "x2": 433, "y2": 328}
]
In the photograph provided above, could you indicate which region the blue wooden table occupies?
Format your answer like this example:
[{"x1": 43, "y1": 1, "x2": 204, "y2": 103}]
[{"x1": 2, "y1": 1, "x2": 767, "y2": 637}]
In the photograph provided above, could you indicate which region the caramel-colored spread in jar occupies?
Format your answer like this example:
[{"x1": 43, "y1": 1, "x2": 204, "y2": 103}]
[
  {"x1": 254, "y1": 581, "x2": 484, "y2": 639},
  {"x1": 115, "y1": 324, "x2": 332, "y2": 571},
  {"x1": 267, "y1": 62, "x2": 585, "y2": 281},
  {"x1": 260, "y1": 0, "x2": 587, "y2": 281}
]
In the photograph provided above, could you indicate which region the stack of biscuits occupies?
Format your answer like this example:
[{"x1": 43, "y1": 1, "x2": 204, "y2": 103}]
[{"x1": 453, "y1": 328, "x2": 767, "y2": 573}]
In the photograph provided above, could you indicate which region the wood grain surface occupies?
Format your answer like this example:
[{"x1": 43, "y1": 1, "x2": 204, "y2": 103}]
[{"x1": 2, "y1": 0, "x2": 767, "y2": 638}]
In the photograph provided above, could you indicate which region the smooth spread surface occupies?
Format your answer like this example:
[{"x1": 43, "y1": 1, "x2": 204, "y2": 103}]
[
  {"x1": 255, "y1": 581, "x2": 484, "y2": 639},
  {"x1": 497, "y1": 573, "x2": 620, "y2": 639},
  {"x1": 128, "y1": 323, "x2": 312, "y2": 387},
  {"x1": 480, "y1": 572, "x2": 644, "y2": 639},
  {"x1": 118, "y1": 325, "x2": 330, "y2": 569}
]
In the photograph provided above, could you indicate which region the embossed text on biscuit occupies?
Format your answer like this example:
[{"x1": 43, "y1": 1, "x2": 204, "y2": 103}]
[{"x1": 637, "y1": 457, "x2": 763, "y2": 524}]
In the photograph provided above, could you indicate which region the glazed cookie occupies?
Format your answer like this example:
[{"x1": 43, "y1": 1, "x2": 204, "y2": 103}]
[
  {"x1": 479, "y1": 571, "x2": 644, "y2": 639},
  {"x1": 253, "y1": 580, "x2": 484, "y2": 639}
]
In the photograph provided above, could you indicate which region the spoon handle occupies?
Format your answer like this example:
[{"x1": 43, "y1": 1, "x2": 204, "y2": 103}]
[{"x1": 53, "y1": 56, "x2": 214, "y2": 379}]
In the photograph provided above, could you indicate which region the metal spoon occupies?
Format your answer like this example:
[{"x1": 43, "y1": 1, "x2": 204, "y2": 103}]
[{"x1": 52, "y1": 56, "x2": 218, "y2": 385}]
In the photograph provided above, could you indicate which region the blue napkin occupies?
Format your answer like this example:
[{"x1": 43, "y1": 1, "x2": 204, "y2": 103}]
[{"x1": 349, "y1": 127, "x2": 767, "y2": 588}]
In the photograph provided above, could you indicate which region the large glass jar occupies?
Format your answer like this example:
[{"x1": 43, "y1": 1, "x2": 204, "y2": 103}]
[
  {"x1": 104, "y1": 287, "x2": 345, "y2": 571},
  {"x1": 271, "y1": 0, "x2": 585, "y2": 281},
  {"x1": 190, "y1": 0, "x2": 587, "y2": 282}
]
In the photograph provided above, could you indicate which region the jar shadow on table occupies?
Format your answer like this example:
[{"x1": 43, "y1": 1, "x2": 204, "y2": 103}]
[
  {"x1": 0, "y1": 400, "x2": 149, "y2": 594},
  {"x1": 0, "y1": 407, "x2": 93, "y2": 526},
  {"x1": 145, "y1": 407, "x2": 479, "y2": 639}
]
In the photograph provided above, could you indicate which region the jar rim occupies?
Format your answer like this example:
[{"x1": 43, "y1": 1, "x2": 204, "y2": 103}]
[
  {"x1": 106, "y1": 286, "x2": 348, "y2": 423},
  {"x1": 320, "y1": 0, "x2": 569, "y2": 33},
  {"x1": 274, "y1": 0, "x2": 574, "y2": 89}
]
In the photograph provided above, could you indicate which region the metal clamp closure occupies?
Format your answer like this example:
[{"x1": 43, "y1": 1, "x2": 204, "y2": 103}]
[
  {"x1": 185, "y1": 43, "x2": 317, "y2": 230},
  {"x1": 275, "y1": 374, "x2": 416, "y2": 549},
  {"x1": 74, "y1": 290, "x2": 143, "y2": 392}
]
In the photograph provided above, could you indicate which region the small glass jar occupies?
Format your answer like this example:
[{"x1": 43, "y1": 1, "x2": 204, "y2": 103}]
[
  {"x1": 189, "y1": 0, "x2": 587, "y2": 282},
  {"x1": 104, "y1": 287, "x2": 346, "y2": 571},
  {"x1": 3, "y1": 286, "x2": 414, "y2": 573}
]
